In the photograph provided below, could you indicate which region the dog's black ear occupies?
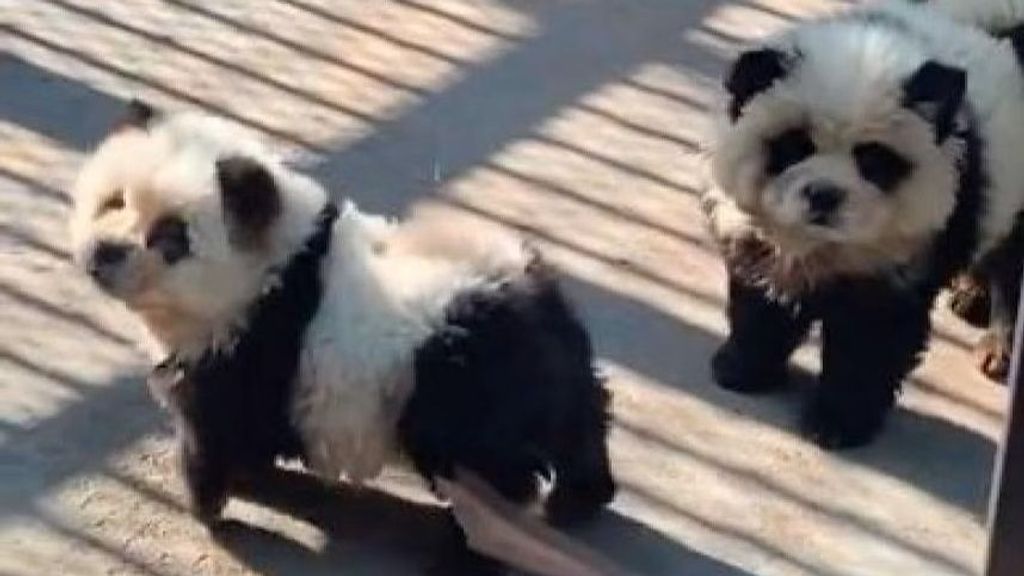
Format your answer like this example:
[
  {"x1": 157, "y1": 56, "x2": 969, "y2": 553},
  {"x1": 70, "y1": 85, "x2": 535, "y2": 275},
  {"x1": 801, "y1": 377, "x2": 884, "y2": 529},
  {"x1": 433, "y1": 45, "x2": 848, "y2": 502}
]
[
  {"x1": 216, "y1": 155, "x2": 281, "y2": 244},
  {"x1": 903, "y1": 61, "x2": 967, "y2": 143},
  {"x1": 725, "y1": 48, "x2": 790, "y2": 122},
  {"x1": 116, "y1": 98, "x2": 161, "y2": 131}
]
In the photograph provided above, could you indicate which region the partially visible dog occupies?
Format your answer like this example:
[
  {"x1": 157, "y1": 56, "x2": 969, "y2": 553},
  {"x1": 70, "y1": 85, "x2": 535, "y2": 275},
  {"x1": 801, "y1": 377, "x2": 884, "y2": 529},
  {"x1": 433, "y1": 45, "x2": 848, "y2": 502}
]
[
  {"x1": 703, "y1": 0, "x2": 1024, "y2": 447},
  {"x1": 933, "y1": 0, "x2": 1024, "y2": 381},
  {"x1": 70, "y1": 102, "x2": 615, "y2": 573}
]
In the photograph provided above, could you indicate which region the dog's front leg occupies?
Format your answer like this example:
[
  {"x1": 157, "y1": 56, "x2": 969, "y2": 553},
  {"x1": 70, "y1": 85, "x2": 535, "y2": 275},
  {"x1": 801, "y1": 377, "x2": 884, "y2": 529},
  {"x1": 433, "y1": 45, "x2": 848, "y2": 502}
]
[
  {"x1": 178, "y1": 419, "x2": 230, "y2": 524},
  {"x1": 806, "y1": 282, "x2": 931, "y2": 449},
  {"x1": 713, "y1": 276, "x2": 813, "y2": 393}
]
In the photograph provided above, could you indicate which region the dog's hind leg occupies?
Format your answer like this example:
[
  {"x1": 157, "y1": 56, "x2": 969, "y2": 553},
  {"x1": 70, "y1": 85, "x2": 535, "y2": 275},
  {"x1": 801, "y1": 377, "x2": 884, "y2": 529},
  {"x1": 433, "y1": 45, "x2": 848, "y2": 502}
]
[
  {"x1": 546, "y1": 383, "x2": 616, "y2": 527},
  {"x1": 976, "y1": 227, "x2": 1024, "y2": 381}
]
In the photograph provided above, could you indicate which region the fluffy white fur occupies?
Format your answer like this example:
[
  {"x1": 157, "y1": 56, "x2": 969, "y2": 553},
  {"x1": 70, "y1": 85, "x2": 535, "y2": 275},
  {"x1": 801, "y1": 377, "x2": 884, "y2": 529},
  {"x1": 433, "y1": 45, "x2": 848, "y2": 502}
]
[
  {"x1": 71, "y1": 113, "x2": 326, "y2": 357},
  {"x1": 929, "y1": 0, "x2": 1024, "y2": 31},
  {"x1": 706, "y1": 0, "x2": 1024, "y2": 287},
  {"x1": 71, "y1": 111, "x2": 534, "y2": 484},
  {"x1": 293, "y1": 205, "x2": 532, "y2": 482}
]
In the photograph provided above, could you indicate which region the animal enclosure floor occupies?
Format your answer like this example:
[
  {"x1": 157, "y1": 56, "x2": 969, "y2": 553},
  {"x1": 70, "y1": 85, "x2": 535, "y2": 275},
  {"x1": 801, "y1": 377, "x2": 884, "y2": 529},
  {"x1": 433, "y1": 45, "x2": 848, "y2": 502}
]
[{"x1": 0, "y1": 0, "x2": 1003, "y2": 574}]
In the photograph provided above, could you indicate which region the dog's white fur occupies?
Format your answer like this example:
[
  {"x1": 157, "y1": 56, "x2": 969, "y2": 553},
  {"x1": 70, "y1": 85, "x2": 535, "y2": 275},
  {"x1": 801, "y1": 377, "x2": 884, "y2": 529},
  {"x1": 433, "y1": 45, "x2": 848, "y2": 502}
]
[
  {"x1": 70, "y1": 113, "x2": 326, "y2": 357},
  {"x1": 71, "y1": 112, "x2": 533, "y2": 483},
  {"x1": 928, "y1": 0, "x2": 1024, "y2": 32},
  {"x1": 706, "y1": 0, "x2": 1024, "y2": 288},
  {"x1": 294, "y1": 206, "x2": 532, "y2": 481}
]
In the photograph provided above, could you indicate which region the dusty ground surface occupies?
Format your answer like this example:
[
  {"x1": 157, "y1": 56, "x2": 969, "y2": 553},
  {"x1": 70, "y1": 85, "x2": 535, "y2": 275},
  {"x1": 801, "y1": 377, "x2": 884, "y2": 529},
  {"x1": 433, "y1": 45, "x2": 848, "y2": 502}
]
[{"x1": 0, "y1": 0, "x2": 1007, "y2": 574}]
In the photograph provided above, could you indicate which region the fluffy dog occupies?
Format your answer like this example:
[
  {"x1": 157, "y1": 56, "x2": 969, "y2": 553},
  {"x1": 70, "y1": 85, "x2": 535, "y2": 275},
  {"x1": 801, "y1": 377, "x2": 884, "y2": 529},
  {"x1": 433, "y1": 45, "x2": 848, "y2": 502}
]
[
  {"x1": 934, "y1": 0, "x2": 1024, "y2": 380},
  {"x1": 703, "y1": 0, "x2": 1024, "y2": 447},
  {"x1": 70, "y1": 102, "x2": 615, "y2": 572}
]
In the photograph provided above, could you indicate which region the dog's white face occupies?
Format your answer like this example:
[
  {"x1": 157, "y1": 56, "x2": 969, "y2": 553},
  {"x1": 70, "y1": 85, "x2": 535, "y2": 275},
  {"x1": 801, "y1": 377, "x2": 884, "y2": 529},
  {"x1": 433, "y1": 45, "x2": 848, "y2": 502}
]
[
  {"x1": 711, "y1": 17, "x2": 966, "y2": 263},
  {"x1": 70, "y1": 103, "x2": 326, "y2": 353}
]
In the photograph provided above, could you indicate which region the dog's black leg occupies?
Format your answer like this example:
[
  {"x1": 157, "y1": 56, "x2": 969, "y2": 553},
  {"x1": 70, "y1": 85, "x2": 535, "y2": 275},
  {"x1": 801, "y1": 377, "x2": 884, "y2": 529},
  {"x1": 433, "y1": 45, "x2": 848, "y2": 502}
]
[
  {"x1": 178, "y1": 424, "x2": 230, "y2": 524},
  {"x1": 713, "y1": 276, "x2": 813, "y2": 393},
  {"x1": 805, "y1": 282, "x2": 930, "y2": 449},
  {"x1": 546, "y1": 385, "x2": 616, "y2": 527}
]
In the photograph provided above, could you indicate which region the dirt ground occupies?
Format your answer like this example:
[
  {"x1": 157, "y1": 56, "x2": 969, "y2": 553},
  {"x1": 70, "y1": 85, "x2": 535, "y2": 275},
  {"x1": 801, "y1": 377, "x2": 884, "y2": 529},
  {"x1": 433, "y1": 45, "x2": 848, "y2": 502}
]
[{"x1": 0, "y1": 0, "x2": 1006, "y2": 574}]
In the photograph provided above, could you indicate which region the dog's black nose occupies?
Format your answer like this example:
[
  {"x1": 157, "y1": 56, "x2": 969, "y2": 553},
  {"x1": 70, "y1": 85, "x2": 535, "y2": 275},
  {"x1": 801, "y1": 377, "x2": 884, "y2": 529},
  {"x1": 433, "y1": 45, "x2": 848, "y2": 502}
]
[
  {"x1": 88, "y1": 242, "x2": 131, "y2": 278},
  {"x1": 803, "y1": 184, "x2": 844, "y2": 222}
]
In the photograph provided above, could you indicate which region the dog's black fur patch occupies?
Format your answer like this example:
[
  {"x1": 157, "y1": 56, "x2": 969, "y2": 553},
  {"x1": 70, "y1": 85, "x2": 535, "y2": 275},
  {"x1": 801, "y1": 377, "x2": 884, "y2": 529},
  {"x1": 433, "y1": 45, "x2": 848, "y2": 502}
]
[
  {"x1": 399, "y1": 262, "x2": 615, "y2": 572},
  {"x1": 903, "y1": 60, "x2": 967, "y2": 143},
  {"x1": 765, "y1": 127, "x2": 816, "y2": 177},
  {"x1": 713, "y1": 119, "x2": 986, "y2": 448},
  {"x1": 399, "y1": 263, "x2": 615, "y2": 521},
  {"x1": 145, "y1": 214, "x2": 191, "y2": 265},
  {"x1": 115, "y1": 98, "x2": 160, "y2": 131},
  {"x1": 725, "y1": 48, "x2": 791, "y2": 122},
  {"x1": 217, "y1": 155, "x2": 282, "y2": 244},
  {"x1": 996, "y1": 24, "x2": 1024, "y2": 68},
  {"x1": 852, "y1": 141, "x2": 915, "y2": 193},
  {"x1": 151, "y1": 203, "x2": 337, "y2": 520}
]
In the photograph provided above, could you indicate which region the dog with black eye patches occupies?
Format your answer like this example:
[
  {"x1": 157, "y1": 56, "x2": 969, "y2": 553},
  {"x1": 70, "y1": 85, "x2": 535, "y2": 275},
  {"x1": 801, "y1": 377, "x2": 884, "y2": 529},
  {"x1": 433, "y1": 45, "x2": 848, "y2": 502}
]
[
  {"x1": 703, "y1": 0, "x2": 1024, "y2": 448},
  {"x1": 70, "y1": 102, "x2": 615, "y2": 574}
]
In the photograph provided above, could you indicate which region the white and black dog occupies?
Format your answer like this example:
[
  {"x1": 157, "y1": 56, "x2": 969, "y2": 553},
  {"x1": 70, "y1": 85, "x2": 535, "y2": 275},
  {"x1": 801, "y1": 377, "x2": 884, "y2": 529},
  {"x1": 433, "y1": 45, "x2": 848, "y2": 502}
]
[
  {"x1": 70, "y1": 102, "x2": 615, "y2": 572},
  {"x1": 704, "y1": 0, "x2": 1024, "y2": 448}
]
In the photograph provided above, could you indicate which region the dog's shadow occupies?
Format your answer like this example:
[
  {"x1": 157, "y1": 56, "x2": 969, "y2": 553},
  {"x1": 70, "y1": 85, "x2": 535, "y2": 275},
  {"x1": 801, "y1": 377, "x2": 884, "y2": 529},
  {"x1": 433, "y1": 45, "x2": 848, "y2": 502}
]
[{"x1": 213, "y1": 468, "x2": 752, "y2": 576}]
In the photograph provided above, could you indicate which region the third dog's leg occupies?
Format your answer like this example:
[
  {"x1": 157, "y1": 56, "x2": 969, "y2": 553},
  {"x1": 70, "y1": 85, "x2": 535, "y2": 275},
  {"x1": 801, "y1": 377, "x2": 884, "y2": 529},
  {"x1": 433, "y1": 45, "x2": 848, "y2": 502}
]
[
  {"x1": 949, "y1": 269, "x2": 991, "y2": 327},
  {"x1": 977, "y1": 252, "x2": 1023, "y2": 381},
  {"x1": 712, "y1": 276, "x2": 812, "y2": 393}
]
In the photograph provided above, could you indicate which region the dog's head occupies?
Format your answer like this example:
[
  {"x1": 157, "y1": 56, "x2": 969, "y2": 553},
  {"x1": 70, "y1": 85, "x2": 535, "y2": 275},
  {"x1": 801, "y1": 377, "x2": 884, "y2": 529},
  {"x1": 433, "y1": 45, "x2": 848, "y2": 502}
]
[
  {"x1": 70, "y1": 102, "x2": 327, "y2": 352},
  {"x1": 710, "y1": 16, "x2": 966, "y2": 270}
]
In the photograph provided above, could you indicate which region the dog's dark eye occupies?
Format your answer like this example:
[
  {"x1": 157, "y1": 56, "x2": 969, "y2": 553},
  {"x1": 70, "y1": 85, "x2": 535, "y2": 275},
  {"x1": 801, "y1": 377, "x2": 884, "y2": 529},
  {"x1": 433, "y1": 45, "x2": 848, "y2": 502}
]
[
  {"x1": 765, "y1": 128, "x2": 815, "y2": 177},
  {"x1": 146, "y1": 215, "x2": 190, "y2": 265},
  {"x1": 98, "y1": 190, "x2": 125, "y2": 214},
  {"x1": 853, "y1": 142, "x2": 914, "y2": 193}
]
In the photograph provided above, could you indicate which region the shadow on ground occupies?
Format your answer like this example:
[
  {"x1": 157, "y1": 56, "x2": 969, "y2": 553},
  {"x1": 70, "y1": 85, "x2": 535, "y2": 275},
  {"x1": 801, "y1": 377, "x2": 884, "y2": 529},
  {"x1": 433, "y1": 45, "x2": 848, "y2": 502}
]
[{"x1": 211, "y1": 468, "x2": 755, "y2": 576}]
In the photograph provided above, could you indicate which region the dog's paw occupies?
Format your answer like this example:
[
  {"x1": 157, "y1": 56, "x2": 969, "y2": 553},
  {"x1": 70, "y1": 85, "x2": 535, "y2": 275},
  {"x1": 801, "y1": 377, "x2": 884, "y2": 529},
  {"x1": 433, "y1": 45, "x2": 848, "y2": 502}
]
[
  {"x1": 711, "y1": 342, "x2": 788, "y2": 394},
  {"x1": 801, "y1": 397, "x2": 884, "y2": 450},
  {"x1": 975, "y1": 332, "x2": 1011, "y2": 382},
  {"x1": 948, "y1": 273, "x2": 990, "y2": 327}
]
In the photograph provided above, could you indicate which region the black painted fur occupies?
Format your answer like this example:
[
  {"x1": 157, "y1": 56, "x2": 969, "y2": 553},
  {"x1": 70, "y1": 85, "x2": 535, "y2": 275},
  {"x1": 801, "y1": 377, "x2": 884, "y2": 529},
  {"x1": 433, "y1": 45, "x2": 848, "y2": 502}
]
[
  {"x1": 115, "y1": 98, "x2": 159, "y2": 131},
  {"x1": 399, "y1": 262, "x2": 615, "y2": 573},
  {"x1": 903, "y1": 61, "x2": 967, "y2": 144},
  {"x1": 150, "y1": 204, "x2": 337, "y2": 520},
  {"x1": 714, "y1": 120, "x2": 986, "y2": 448},
  {"x1": 996, "y1": 24, "x2": 1024, "y2": 67},
  {"x1": 217, "y1": 155, "x2": 282, "y2": 245},
  {"x1": 149, "y1": 208, "x2": 614, "y2": 572},
  {"x1": 399, "y1": 262, "x2": 615, "y2": 521},
  {"x1": 725, "y1": 48, "x2": 790, "y2": 122}
]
